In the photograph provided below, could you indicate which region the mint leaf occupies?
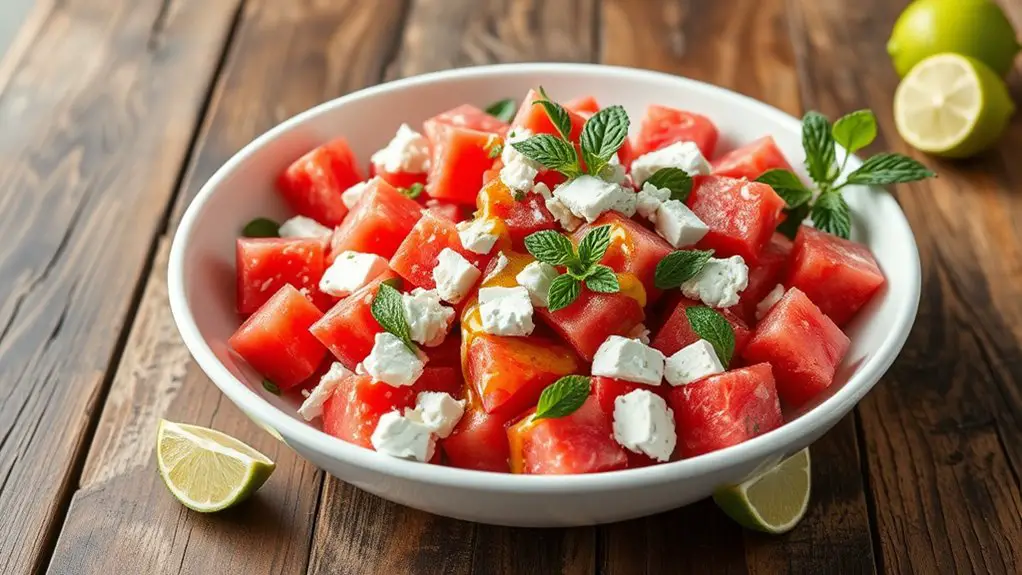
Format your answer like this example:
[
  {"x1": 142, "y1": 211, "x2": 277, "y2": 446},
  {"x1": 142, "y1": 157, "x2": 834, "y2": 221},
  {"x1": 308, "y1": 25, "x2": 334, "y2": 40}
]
[
  {"x1": 511, "y1": 135, "x2": 580, "y2": 177},
  {"x1": 262, "y1": 379, "x2": 280, "y2": 395},
  {"x1": 534, "y1": 86, "x2": 573, "y2": 139},
  {"x1": 801, "y1": 111, "x2": 838, "y2": 187},
  {"x1": 843, "y1": 153, "x2": 935, "y2": 186},
  {"x1": 832, "y1": 109, "x2": 877, "y2": 154},
  {"x1": 485, "y1": 98, "x2": 517, "y2": 123},
  {"x1": 645, "y1": 167, "x2": 694, "y2": 202},
  {"x1": 654, "y1": 249, "x2": 714, "y2": 289},
  {"x1": 370, "y1": 283, "x2": 415, "y2": 351},
  {"x1": 776, "y1": 203, "x2": 810, "y2": 240},
  {"x1": 534, "y1": 375, "x2": 591, "y2": 420},
  {"x1": 398, "y1": 182, "x2": 424, "y2": 199},
  {"x1": 580, "y1": 105, "x2": 629, "y2": 175},
  {"x1": 242, "y1": 217, "x2": 280, "y2": 238},
  {"x1": 584, "y1": 265, "x2": 620, "y2": 293},
  {"x1": 756, "y1": 169, "x2": 812, "y2": 208},
  {"x1": 811, "y1": 192, "x2": 852, "y2": 239},
  {"x1": 685, "y1": 306, "x2": 735, "y2": 366},
  {"x1": 524, "y1": 230, "x2": 578, "y2": 266},
  {"x1": 546, "y1": 274, "x2": 581, "y2": 312},
  {"x1": 577, "y1": 224, "x2": 612, "y2": 268}
]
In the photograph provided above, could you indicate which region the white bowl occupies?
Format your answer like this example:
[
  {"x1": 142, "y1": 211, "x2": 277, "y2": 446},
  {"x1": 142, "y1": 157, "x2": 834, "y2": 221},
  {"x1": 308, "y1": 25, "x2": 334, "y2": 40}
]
[{"x1": 168, "y1": 63, "x2": 920, "y2": 527}]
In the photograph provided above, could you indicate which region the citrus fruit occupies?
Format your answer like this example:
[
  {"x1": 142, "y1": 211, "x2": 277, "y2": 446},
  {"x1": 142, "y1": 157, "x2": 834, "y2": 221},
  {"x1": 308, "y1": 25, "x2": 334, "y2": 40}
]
[{"x1": 713, "y1": 448, "x2": 811, "y2": 534}]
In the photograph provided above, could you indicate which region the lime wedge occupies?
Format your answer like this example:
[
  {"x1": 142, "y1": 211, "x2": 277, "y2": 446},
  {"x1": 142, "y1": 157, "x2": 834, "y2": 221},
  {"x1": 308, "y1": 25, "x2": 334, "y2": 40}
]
[
  {"x1": 894, "y1": 53, "x2": 1015, "y2": 158},
  {"x1": 713, "y1": 448, "x2": 811, "y2": 534},
  {"x1": 156, "y1": 420, "x2": 275, "y2": 512}
]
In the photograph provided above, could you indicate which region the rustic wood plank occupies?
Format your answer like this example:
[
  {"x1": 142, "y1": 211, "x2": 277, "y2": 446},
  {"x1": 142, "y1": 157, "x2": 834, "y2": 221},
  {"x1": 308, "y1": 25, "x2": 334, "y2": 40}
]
[
  {"x1": 45, "y1": 0, "x2": 412, "y2": 573},
  {"x1": 0, "y1": 1, "x2": 243, "y2": 572},
  {"x1": 789, "y1": 0, "x2": 1022, "y2": 573},
  {"x1": 308, "y1": 1, "x2": 600, "y2": 574},
  {"x1": 600, "y1": 1, "x2": 877, "y2": 573}
]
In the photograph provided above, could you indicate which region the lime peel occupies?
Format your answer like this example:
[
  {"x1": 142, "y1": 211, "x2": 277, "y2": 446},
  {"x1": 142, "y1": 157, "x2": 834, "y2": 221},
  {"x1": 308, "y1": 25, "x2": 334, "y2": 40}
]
[{"x1": 713, "y1": 448, "x2": 811, "y2": 534}]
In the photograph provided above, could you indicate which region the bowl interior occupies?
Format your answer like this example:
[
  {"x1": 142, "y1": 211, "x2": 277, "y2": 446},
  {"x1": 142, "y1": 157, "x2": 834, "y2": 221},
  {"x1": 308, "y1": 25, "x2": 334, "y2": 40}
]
[{"x1": 171, "y1": 64, "x2": 919, "y2": 483}]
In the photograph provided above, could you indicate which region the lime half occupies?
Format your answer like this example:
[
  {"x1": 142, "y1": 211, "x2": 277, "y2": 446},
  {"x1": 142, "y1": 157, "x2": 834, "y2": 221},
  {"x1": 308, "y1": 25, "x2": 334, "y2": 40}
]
[
  {"x1": 895, "y1": 53, "x2": 1015, "y2": 158},
  {"x1": 713, "y1": 448, "x2": 811, "y2": 534},
  {"x1": 157, "y1": 420, "x2": 275, "y2": 512}
]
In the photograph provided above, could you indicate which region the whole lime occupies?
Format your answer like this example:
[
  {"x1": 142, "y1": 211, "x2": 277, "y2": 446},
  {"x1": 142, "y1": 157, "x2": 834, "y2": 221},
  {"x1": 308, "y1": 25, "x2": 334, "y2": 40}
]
[{"x1": 888, "y1": 0, "x2": 1021, "y2": 77}]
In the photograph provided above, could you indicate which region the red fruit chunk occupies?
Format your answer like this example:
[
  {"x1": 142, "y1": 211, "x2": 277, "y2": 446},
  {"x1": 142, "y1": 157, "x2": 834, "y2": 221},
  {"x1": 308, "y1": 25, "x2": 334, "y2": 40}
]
[
  {"x1": 737, "y1": 233, "x2": 794, "y2": 323},
  {"x1": 228, "y1": 284, "x2": 326, "y2": 390},
  {"x1": 309, "y1": 272, "x2": 397, "y2": 371},
  {"x1": 442, "y1": 403, "x2": 513, "y2": 472},
  {"x1": 423, "y1": 121, "x2": 496, "y2": 205},
  {"x1": 508, "y1": 396, "x2": 629, "y2": 475},
  {"x1": 427, "y1": 104, "x2": 509, "y2": 135},
  {"x1": 537, "y1": 290, "x2": 645, "y2": 362},
  {"x1": 688, "y1": 175, "x2": 786, "y2": 264},
  {"x1": 573, "y1": 212, "x2": 673, "y2": 303},
  {"x1": 322, "y1": 373, "x2": 416, "y2": 449},
  {"x1": 329, "y1": 177, "x2": 422, "y2": 260},
  {"x1": 633, "y1": 105, "x2": 719, "y2": 158},
  {"x1": 235, "y1": 237, "x2": 326, "y2": 315},
  {"x1": 477, "y1": 179, "x2": 557, "y2": 250},
  {"x1": 591, "y1": 376, "x2": 664, "y2": 468},
  {"x1": 390, "y1": 210, "x2": 490, "y2": 291},
  {"x1": 712, "y1": 136, "x2": 795, "y2": 180},
  {"x1": 786, "y1": 226, "x2": 885, "y2": 326},
  {"x1": 369, "y1": 163, "x2": 428, "y2": 192},
  {"x1": 651, "y1": 296, "x2": 751, "y2": 364},
  {"x1": 510, "y1": 89, "x2": 587, "y2": 141},
  {"x1": 565, "y1": 95, "x2": 601, "y2": 116},
  {"x1": 667, "y1": 363, "x2": 783, "y2": 458},
  {"x1": 742, "y1": 287, "x2": 850, "y2": 407},
  {"x1": 277, "y1": 138, "x2": 363, "y2": 226},
  {"x1": 425, "y1": 200, "x2": 467, "y2": 223}
]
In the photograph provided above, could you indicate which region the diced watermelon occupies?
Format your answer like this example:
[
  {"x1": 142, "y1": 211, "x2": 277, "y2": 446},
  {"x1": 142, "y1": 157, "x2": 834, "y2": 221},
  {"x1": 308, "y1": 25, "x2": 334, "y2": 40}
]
[
  {"x1": 565, "y1": 95, "x2": 601, "y2": 116},
  {"x1": 426, "y1": 104, "x2": 509, "y2": 135},
  {"x1": 228, "y1": 284, "x2": 327, "y2": 390},
  {"x1": 667, "y1": 363, "x2": 783, "y2": 458},
  {"x1": 442, "y1": 402, "x2": 513, "y2": 472},
  {"x1": 651, "y1": 296, "x2": 751, "y2": 363},
  {"x1": 423, "y1": 121, "x2": 496, "y2": 205},
  {"x1": 277, "y1": 138, "x2": 364, "y2": 226},
  {"x1": 591, "y1": 376, "x2": 664, "y2": 468},
  {"x1": 687, "y1": 175, "x2": 786, "y2": 264},
  {"x1": 537, "y1": 290, "x2": 645, "y2": 362},
  {"x1": 390, "y1": 210, "x2": 490, "y2": 291},
  {"x1": 322, "y1": 373, "x2": 416, "y2": 449},
  {"x1": 573, "y1": 212, "x2": 673, "y2": 302},
  {"x1": 235, "y1": 237, "x2": 326, "y2": 315},
  {"x1": 508, "y1": 396, "x2": 629, "y2": 474},
  {"x1": 309, "y1": 272, "x2": 397, "y2": 371},
  {"x1": 786, "y1": 226, "x2": 885, "y2": 326},
  {"x1": 712, "y1": 136, "x2": 795, "y2": 180},
  {"x1": 737, "y1": 233, "x2": 794, "y2": 323},
  {"x1": 633, "y1": 105, "x2": 719, "y2": 158},
  {"x1": 368, "y1": 162, "x2": 428, "y2": 192},
  {"x1": 509, "y1": 89, "x2": 586, "y2": 141},
  {"x1": 329, "y1": 178, "x2": 423, "y2": 260},
  {"x1": 477, "y1": 179, "x2": 558, "y2": 251},
  {"x1": 425, "y1": 200, "x2": 467, "y2": 223},
  {"x1": 415, "y1": 365, "x2": 463, "y2": 397},
  {"x1": 741, "y1": 287, "x2": 850, "y2": 407}
]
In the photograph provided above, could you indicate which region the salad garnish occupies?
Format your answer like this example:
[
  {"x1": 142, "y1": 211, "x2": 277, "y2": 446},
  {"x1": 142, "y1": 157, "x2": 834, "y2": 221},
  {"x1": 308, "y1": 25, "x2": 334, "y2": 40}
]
[
  {"x1": 534, "y1": 375, "x2": 591, "y2": 420},
  {"x1": 484, "y1": 98, "x2": 518, "y2": 123},
  {"x1": 242, "y1": 217, "x2": 280, "y2": 238},
  {"x1": 685, "y1": 306, "x2": 735, "y2": 366},
  {"x1": 653, "y1": 249, "x2": 714, "y2": 289},
  {"x1": 370, "y1": 282, "x2": 417, "y2": 352},
  {"x1": 645, "y1": 167, "x2": 694, "y2": 201},
  {"x1": 524, "y1": 224, "x2": 619, "y2": 312}
]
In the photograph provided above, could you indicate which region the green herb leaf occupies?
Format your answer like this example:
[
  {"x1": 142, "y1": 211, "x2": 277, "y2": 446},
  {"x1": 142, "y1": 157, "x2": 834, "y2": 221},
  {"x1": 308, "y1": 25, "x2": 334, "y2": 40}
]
[
  {"x1": 398, "y1": 182, "x2": 424, "y2": 199},
  {"x1": 546, "y1": 274, "x2": 581, "y2": 312},
  {"x1": 811, "y1": 191, "x2": 852, "y2": 239},
  {"x1": 577, "y1": 224, "x2": 612, "y2": 268},
  {"x1": 776, "y1": 203, "x2": 810, "y2": 240},
  {"x1": 511, "y1": 135, "x2": 580, "y2": 177},
  {"x1": 524, "y1": 230, "x2": 578, "y2": 266},
  {"x1": 580, "y1": 105, "x2": 629, "y2": 175},
  {"x1": 832, "y1": 109, "x2": 877, "y2": 154},
  {"x1": 801, "y1": 111, "x2": 838, "y2": 187},
  {"x1": 645, "y1": 167, "x2": 694, "y2": 202},
  {"x1": 756, "y1": 169, "x2": 813, "y2": 208},
  {"x1": 370, "y1": 282, "x2": 416, "y2": 351},
  {"x1": 534, "y1": 86, "x2": 573, "y2": 139},
  {"x1": 242, "y1": 217, "x2": 280, "y2": 238},
  {"x1": 685, "y1": 306, "x2": 735, "y2": 366},
  {"x1": 485, "y1": 98, "x2": 517, "y2": 123},
  {"x1": 654, "y1": 249, "x2": 714, "y2": 289},
  {"x1": 262, "y1": 379, "x2": 280, "y2": 395},
  {"x1": 534, "y1": 375, "x2": 591, "y2": 420},
  {"x1": 843, "y1": 153, "x2": 935, "y2": 186},
  {"x1": 584, "y1": 265, "x2": 620, "y2": 293}
]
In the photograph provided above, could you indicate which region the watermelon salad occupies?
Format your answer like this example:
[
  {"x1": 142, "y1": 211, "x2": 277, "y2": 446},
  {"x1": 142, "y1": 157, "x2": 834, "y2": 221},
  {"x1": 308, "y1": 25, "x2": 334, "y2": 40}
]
[{"x1": 227, "y1": 88, "x2": 931, "y2": 474}]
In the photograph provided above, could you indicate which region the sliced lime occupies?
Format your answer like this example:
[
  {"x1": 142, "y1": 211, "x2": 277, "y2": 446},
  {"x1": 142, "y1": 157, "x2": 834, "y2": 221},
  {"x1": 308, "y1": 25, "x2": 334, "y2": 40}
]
[{"x1": 713, "y1": 448, "x2": 811, "y2": 534}]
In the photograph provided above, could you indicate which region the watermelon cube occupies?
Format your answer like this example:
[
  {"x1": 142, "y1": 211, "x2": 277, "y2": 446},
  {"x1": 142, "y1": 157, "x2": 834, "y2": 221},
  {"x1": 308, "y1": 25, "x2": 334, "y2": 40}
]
[
  {"x1": 477, "y1": 179, "x2": 558, "y2": 251},
  {"x1": 329, "y1": 177, "x2": 423, "y2": 260},
  {"x1": 632, "y1": 105, "x2": 719, "y2": 158},
  {"x1": 572, "y1": 212, "x2": 673, "y2": 303},
  {"x1": 442, "y1": 403, "x2": 513, "y2": 472},
  {"x1": 424, "y1": 120, "x2": 496, "y2": 205},
  {"x1": 309, "y1": 272, "x2": 397, "y2": 371},
  {"x1": 426, "y1": 103, "x2": 510, "y2": 135},
  {"x1": 390, "y1": 210, "x2": 491, "y2": 291},
  {"x1": 537, "y1": 290, "x2": 645, "y2": 362},
  {"x1": 277, "y1": 138, "x2": 364, "y2": 227},
  {"x1": 651, "y1": 296, "x2": 751, "y2": 364},
  {"x1": 711, "y1": 136, "x2": 795, "y2": 180},
  {"x1": 235, "y1": 237, "x2": 326, "y2": 315},
  {"x1": 323, "y1": 373, "x2": 416, "y2": 449},
  {"x1": 737, "y1": 233, "x2": 794, "y2": 323},
  {"x1": 507, "y1": 396, "x2": 629, "y2": 474},
  {"x1": 509, "y1": 88, "x2": 586, "y2": 141},
  {"x1": 688, "y1": 176, "x2": 786, "y2": 265}
]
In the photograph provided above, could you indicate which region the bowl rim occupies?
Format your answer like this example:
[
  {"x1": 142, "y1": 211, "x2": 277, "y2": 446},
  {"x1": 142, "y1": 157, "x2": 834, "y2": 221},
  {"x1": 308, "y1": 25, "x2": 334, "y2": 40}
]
[{"x1": 168, "y1": 62, "x2": 921, "y2": 493}]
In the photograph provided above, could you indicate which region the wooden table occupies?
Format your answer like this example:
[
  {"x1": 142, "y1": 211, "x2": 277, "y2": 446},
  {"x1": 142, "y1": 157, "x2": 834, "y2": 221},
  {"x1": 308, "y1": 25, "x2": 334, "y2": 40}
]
[{"x1": 3, "y1": 0, "x2": 1021, "y2": 573}]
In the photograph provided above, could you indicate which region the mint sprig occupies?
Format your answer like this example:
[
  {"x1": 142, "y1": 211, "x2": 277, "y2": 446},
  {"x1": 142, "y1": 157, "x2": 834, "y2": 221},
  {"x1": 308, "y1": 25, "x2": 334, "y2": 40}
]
[
  {"x1": 370, "y1": 283, "x2": 416, "y2": 352},
  {"x1": 580, "y1": 105, "x2": 629, "y2": 176},
  {"x1": 242, "y1": 217, "x2": 280, "y2": 238},
  {"x1": 654, "y1": 249, "x2": 714, "y2": 289},
  {"x1": 524, "y1": 225, "x2": 620, "y2": 311},
  {"x1": 398, "y1": 182, "x2": 424, "y2": 200},
  {"x1": 535, "y1": 87, "x2": 573, "y2": 139},
  {"x1": 810, "y1": 191, "x2": 852, "y2": 238},
  {"x1": 645, "y1": 167, "x2": 694, "y2": 202},
  {"x1": 843, "y1": 153, "x2": 934, "y2": 186},
  {"x1": 485, "y1": 98, "x2": 517, "y2": 123},
  {"x1": 585, "y1": 265, "x2": 620, "y2": 293},
  {"x1": 685, "y1": 306, "x2": 735, "y2": 366},
  {"x1": 511, "y1": 135, "x2": 581, "y2": 178},
  {"x1": 534, "y1": 375, "x2": 591, "y2": 420},
  {"x1": 802, "y1": 111, "x2": 839, "y2": 186}
]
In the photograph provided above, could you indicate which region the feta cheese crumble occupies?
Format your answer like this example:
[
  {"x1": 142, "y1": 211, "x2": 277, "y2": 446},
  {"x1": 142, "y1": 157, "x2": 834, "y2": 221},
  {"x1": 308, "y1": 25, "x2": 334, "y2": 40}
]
[
  {"x1": 457, "y1": 218, "x2": 499, "y2": 255},
  {"x1": 756, "y1": 284, "x2": 786, "y2": 320},
  {"x1": 612, "y1": 389, "x2": 677, "y2": 462},
  {"x1": 515, "y1": 261, "x2": 558, "y2": 307},
  {"x1": 483, "y1": 251, "x2": 509, "y2": 283},
  {"x1": 680, "y1": 255, "x2": 749, "y2": 308},
  {"x1": 654, "y1": 199, "x2": 709, "y2": 248},
  {"x1": 298, "y1": 362, "x2": 350, "y2": 421},
  {"x1": 279, "y1": 215, "x2": 332, "y2": 238},
  {"x1": 630, "y1": 141, "x2": 712, "y2": 186},
  {"x1": 432, "y1": 248, "x2": 481, "y2": 303},
  {"x1": 361, "y1": 332, "x2": 425, "y2": 387},
  {"x1": 545, "y1": 196, "x2": 583, "y2": 231},
  {"x1": 591, "y1": 335, "x2": 665, "y2": 386},
  {"x1": 552, "y1": 175, "x2": 637, "y2": 223},
  {"x1": 371, "y1": 410, "x2": 435, "y2": 462},
  {"x1": 635, "y1": 182, "x2": 670, "y2": 221},
  {"x1": 410, "y1": 391, "x2": 466, "y2": 438},
  {"x1": 500, "y1": 129, "x2": 542, "y2": 191},
  {"x1": 370, "y1": 124, "x2": 430, "y2": 174},
  {"x1": 341, "y1": 179, "x2": 372, "y2": 210},
  {"x1": 401, "y1": 288, "x2": 454, "y2": 347},
  {"x1": 319, "y1": 251, "x2": 389, "y2": 297},
  {"x1": 664, "y1": 339, "x2": 725, "y2": 386},
  {"x1": 478, "y1": 286, "x2": 535, "y2": 337}
]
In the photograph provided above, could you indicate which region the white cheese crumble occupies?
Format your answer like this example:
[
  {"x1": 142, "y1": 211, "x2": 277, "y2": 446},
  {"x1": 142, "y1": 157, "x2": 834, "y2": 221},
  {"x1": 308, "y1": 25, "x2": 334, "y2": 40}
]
[
  {"x1": 297, "y1": 362, "x2": 350, "y2": 421},
  {"x1": 370, "y1": 124, "x2": 431, "y2": 174},
  {"x1": 612, "y1": 389, "x2": 677, "y2": 462},
  {"x1": 630, "y1": 141, "x2": 712, "y2": 186},
  {"x1": 552, "y1": 175, "x2": 636, "y2": 223},
  {"x1": 635, "y1": 182, "x2": 671, "y2": 221},
  {"x1": 681, "y1": 255, "x2": 749, "y2": 308},
  {"x1": 432, "y1": 248, "x2": 481, "y2": 303},
  {"x1": 627, "y1": 323, "x2": 651, "y2": 345},
  {"x1": 533, "y1": 181, "x2": 553, "y2": 199},
  {"x1": 500, "y1": 129, "x2": 542, "y2": 192},
  {"x1": 545, "y1": 196, "x2": 583, "y2": 231},
  {"x1": 478, "y1": 286, "x2": 535, "y2": 337},
  {"x1": 664, "y1": 339, "x2": 725, "y2": 386},
  {"x1": 341, "y1": 179, "x2": 372, "y2": 210},
  {"x1": 591, "y1": 335, "x2": 665, "y2": 386},
  {"x1": 654, "y1": 199, "x2": 710, "y2": 248},
  {"x1": 319, "y1": 251, "x2": 390, "y2": 297},
  {"x1": 483, "y1": 251, "x2": 509, "y2": 283},
  {"x1": 401, "y1": 288, "x2": 454, "y2": 347},
  {"x1": 371, "y1": 410, "x2": 436, "y2": 462},
  {"x1": 756, "y1": 284, "x2": 786, "y2": 320},
  {"x1": 457, "y1": 218, "x2": 499, "y2": 255},
  {"x1": 410, "y1": 391, "x2": 466, "y2": 438},
  {"x1": 515, "y1": 261, "x2": 558, "y2": 307},
  {"x1": 361, "y1": 332, "x2": 425, "y2": 387},
  {"x1": 279, "y1": 215, "x2": 332, "y2": 238}
]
